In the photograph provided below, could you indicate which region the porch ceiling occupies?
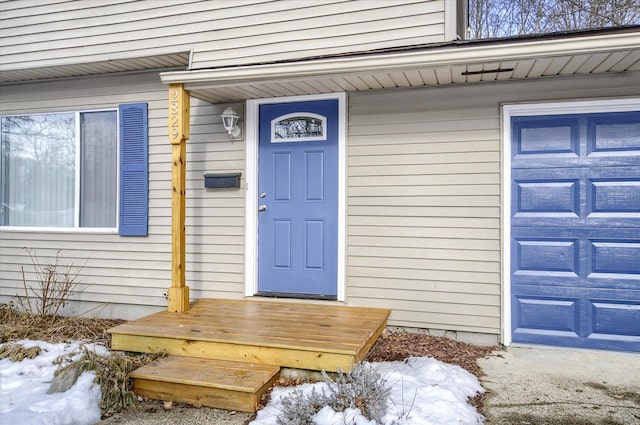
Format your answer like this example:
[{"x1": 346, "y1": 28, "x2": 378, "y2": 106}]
[{"x1": 162, "y1": 30, "x2": 640, "y2": 104}]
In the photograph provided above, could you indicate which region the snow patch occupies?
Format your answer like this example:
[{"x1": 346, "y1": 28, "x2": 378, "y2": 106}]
[
  {"x1": 0, "y1": 340, "x2": 103, "y2": 425},
  {"x1": 251, "y1": 357, "x2": 485, "y2": 425}
]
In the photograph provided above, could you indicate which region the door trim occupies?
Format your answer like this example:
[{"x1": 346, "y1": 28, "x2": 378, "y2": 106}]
[
  {"x1": 501, "y1": 97, "x2": 640, "y2": 347},
  {"x1": 245, "y1": 93, "x2": 347, "y2": 301}
]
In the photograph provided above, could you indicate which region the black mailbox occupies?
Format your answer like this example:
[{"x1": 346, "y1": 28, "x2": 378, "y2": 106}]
[{"x1": 204, "y1": 173, "x2": 241, "y2": 189}]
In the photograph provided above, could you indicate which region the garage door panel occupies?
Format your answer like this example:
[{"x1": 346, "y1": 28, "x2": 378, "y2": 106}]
[
  {"x1": 585, "y1": 334, "x2": 640, "y2": 351},
  {"x1": 586, "y1": 274, "x2": 640, "y2": 290},
  {"x1": 514, "y1": 239, "x2": 580, "y2": 274},
  {"x1": 512, "y1": 290, "x2": 640, "y2": 350},
  {"x1": 512, "y1": 329, "x2": 583, "y2": 347},
  {"x1": 512, "y1": 238, "x2": 640, "y2": 289},
  {"x1": 513, "y1": 295, "x2": 580, "y2": 334},
  {"x1": 513, "y1": 168, "x2": 640, "y2": 227},
  {"x1": 512, "y1": 168, "x2": 583, "y2": 225},
  {"x1": 512, "y1": 274, "x2": 583, "y2": 288},
  {"x1": 513, "y1": 116, "x2": 579, "y2": 156},
  {"x1": 589, "y1": 298, "x2": 640, "y2": 337},
  {"x1": 513, "y1": 156, "x2": 640, "y2": 168},
  {"x1": 515, "y1": 155, "x2": 640, "y2": 173},
  {"x1": 589, "y1": 240, "x2": 640, "y2": 275},
  {"x1": 511, "y1": 110, "x2": 640, "y2": 352},
  {"x1": 588, "y1": 179, "x2": 640, "y2": 214},
  {"x1": 588, "y1": 111, "x2": 640, "y2": 153},
  {"x1": 516, "y1": 180, "x2": 579, "y2": 215}
]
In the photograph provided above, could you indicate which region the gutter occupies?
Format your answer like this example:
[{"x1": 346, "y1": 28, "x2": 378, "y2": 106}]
[{"x1": 160, "y1": 31, "x2": 640, "y2": 87}]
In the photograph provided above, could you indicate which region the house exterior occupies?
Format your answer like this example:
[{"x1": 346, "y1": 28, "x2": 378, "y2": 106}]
[{"x1": 1, "y1": 0, "x2": 638, "y2": 352}]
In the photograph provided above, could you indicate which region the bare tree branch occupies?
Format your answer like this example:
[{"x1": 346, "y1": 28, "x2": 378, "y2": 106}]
[{"x1": 468, "y1": 0, "x2": 640, "y2": 39}]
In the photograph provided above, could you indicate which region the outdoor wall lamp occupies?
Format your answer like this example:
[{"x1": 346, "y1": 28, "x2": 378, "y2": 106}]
[{"x1": 220, "y1": 107, "x2": 242, "y2": 139}]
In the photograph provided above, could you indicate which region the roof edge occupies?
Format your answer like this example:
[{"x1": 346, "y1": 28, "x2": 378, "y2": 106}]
[
  {"x1": 0, "y1": 50, "x2": 191, "y2": 85},
  {"x1": 161, "y1": 30, "x2": 640, "y2": 88}
]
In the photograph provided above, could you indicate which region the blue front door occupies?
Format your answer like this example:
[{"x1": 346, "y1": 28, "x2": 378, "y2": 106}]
[
  {"x1": 257, "y1": 99, "x2": 339, "y2": 299},
  {"x1": 511, "y1": 111, "x2": 640, "y2": 351}
]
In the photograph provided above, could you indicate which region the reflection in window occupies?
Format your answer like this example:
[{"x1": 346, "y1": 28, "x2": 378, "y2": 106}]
[
  {"x1": 1, "y1": 111, "x2": 117, "y2": 228},
  {"x1": 271, "y1": 113, "x2": 326, "y2": 142},
  {"x1": 80, "y1": 111, "x2": 117, "y2": 227}
]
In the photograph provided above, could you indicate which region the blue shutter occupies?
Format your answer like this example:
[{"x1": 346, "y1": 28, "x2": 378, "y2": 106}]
[{"x1": 119, "y1": 103, "x2": 148, "y2": 236}]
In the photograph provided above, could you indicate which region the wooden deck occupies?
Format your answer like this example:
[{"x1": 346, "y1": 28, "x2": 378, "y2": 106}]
[
  {"x1": 109, "y1": 298, "x2": 391, "y2": 372},
  {"x1": 109, "y1": 298, "x2": 390, "y2": 412}
]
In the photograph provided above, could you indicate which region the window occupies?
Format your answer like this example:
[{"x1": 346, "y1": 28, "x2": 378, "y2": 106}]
[
  {"x1": 1, "y1": 103, "x2": 148, "y2": 235},
  {"x1": 271, "y1": 113, "x2": 327, "y2": 143}
]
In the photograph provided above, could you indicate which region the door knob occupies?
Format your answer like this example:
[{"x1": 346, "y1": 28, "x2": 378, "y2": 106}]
[{"x1": 259, "y1": 205, "x2": 267, "y2": 212}]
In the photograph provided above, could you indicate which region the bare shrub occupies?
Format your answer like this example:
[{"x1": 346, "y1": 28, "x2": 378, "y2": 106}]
[
  {"x1": 16, "y1": 248, "x2": 86, "y2": 317},
  {"x1": 51, "y1": 346, "x2": 166, "y2": 417},
  {"x1": 276, "y1": 362, "x2": 391, "y2": 424}
]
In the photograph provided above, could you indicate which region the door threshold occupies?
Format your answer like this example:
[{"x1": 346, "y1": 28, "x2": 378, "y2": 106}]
[{"x1": 256, "y1": 291, "x2": 337, "y2": 301}]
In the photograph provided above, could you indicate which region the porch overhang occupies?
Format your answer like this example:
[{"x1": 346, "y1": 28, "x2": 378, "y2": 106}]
[
  {"x1": 160, "y1": 28, "x2": 640, "y2": 104},
  {"x1": 0, "y1": 51, "x2": 191, "y2": 85}
]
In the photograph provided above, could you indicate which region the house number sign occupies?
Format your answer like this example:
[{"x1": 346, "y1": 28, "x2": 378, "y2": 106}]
[{"x1": 168, "y1": 83, "x2": 189, "y2": 144}]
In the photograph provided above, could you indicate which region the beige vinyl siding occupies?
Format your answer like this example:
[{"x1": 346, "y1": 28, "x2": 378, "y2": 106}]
[
  {"x1": 185, "y1": 100, "x2": 247, "y2": 297},
  {"x1": 346, "y1": 71, "x2": 640, "y2": 335},
  {"x1": 0, "y1": 72, "x2": 246, "y2": 315},
  {"x1": 0, "y1": 0, "x2": 447, "y2": 72}
]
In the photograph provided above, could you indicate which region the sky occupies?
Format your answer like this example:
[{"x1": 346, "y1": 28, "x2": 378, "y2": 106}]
[{"x1": 0, "y1": 340, "x2": 484, "y2": 425}]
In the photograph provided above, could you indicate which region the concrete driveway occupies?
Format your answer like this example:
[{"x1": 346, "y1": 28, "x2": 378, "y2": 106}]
[{"x1": 478, "y1": 346, "x2": 640, "y2": 425}]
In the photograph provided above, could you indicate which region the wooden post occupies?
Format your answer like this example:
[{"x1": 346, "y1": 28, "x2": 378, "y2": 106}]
[{"x1": 167, "y1": 83, "x2": 190, "y2": 312}]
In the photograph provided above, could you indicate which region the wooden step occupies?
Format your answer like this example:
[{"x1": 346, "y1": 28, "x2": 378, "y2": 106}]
[{"x1": 130, "y1": 356, "x2": 280, "y2": 412}]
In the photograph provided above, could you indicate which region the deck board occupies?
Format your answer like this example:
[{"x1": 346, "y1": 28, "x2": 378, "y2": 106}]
[
  {"x1": 109, "y1": 298, "x2": 390, "y2": 371},
  {"x1": 131, "y1": 357, "x2": 279, "y2": 392}
]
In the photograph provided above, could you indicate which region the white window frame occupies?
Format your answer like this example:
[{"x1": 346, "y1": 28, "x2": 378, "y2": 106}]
[
  {"x1": 0, "y1": 108, "x2": 120, "y2": 233},
  {"x1": 501, "y1": 97, "x2": 640, "y2": 346},
  {"x1": 245, "y1": 92, "x2": 347, "y2": 301}
]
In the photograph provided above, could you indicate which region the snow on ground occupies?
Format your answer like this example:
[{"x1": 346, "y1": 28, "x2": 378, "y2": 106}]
[
  {"x1": 251, "y1": 357, "x2": 485, "y2": 425},
  {"x1": 0, "y1": 340, "x2": 103, "y2": 425},
  {"x1": 0, "y1": 342, "x2": 484, "y2": 425}
]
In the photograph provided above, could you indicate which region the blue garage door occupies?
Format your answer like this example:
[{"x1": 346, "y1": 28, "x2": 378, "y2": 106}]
[{"x1": 511, "y1": 111, "x2": 640, "y2": 352}]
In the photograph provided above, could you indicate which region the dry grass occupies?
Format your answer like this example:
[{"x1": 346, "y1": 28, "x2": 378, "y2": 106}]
[
  {"x1": 0, "y1": 342, "x2": 42, "y2": 361},
  {"x1": 0, "y1": 302, "x2": 123, "y2": 346},
  {"x1": 0, "y1": 302, "x2": 149, "y2": 417},
  {"x1": 53, "y1": 345, "x2": 165, "y2": 417}
]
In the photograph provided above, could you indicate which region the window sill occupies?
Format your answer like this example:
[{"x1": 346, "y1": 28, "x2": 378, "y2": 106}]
[{"x1": 0, "y1": 226, "x2": 118, "y2": 234}]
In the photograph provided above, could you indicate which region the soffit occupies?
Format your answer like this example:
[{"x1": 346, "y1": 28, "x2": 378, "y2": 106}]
[
  {"x1": 161, "y1": 31, "x2": 640, "y2": 104},
  {"x1": 0, "y1": 52, "x2": 191, "y2": 84}
]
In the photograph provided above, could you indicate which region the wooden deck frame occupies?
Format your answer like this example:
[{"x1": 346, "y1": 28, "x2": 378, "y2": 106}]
[{"x1": 109, "y1": 298, "x2": 390, "y2": 372}]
